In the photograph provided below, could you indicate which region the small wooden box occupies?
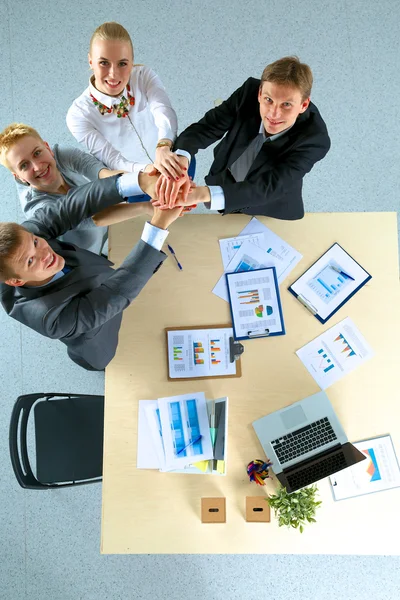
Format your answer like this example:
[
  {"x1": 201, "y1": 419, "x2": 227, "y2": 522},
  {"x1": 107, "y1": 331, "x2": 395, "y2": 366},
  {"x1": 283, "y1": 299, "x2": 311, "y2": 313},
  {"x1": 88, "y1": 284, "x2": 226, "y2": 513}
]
[
  {"x1": 245, "y1": 497, "x2": 270, "y2": 522},
  {"x1": 201, "y1": 497, "x2": 226, "y2": 523}
]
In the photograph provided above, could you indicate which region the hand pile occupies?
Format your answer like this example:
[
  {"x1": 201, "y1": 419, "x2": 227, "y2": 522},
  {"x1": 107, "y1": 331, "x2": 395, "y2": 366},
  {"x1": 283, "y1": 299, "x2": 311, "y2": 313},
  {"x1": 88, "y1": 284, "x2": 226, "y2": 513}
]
[{"x1": 151, "y1": 149, "x2": 197, "y2": 211}]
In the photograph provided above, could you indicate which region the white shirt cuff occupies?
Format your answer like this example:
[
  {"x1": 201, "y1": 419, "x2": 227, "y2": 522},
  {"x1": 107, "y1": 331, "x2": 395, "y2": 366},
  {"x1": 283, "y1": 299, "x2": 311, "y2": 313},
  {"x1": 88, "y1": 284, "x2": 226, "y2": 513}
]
[
  {"x1": 175, "y1": 149, "x2": 192, "y2": 165},
  {"x1": 141, "y1": 221, "x2": 169, "y2": 251},
  {"x1": 158, "y1": 128, "x2": 174, "y2": 142},
  {"x1": 209, "y1": 186, "x2": 226, "y2": 210},
  {"x1": 133, "y1": 162, "x2": 150, "y2": 174},
  {"x1": 117, "y1": 172, "x2": 143, "y2": 198}
]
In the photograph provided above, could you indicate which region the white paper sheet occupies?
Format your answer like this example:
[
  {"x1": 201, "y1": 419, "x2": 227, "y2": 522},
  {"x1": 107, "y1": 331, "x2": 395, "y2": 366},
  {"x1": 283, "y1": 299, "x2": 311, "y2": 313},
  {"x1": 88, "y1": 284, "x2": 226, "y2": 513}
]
[
  {"x1": 219, "y1": 232, "x2": 267, "y2": 269},
  {"x1": 214, "y1": 217, "x2": 302, "y2": 302},
  {"x1": 137, "y1": 398, "x2": 229, "y2": 475},
  {"x1": 157, "y1": 392, "x2": 214, "y2": 471},
  {"x1": 330, "y1": 435, "x2": 400, "y2": 500},
  {"x1": 289, "y1": 242, "x2": 371, "y2": 321},
  {"x1": 137, "y1": 400, "x2": 162, "y2": 469},
  {"x1": 213, "y1": 240, "x2": 275, "y2": 302},
  {"x1": 296, "y1": 317, "x2": 374, "y2": 389},
  {"x1": 226, "y1": 267, "x2": 285, "y2": 338},
  {"x1": 167, "y1": 327, "x2": 237, "y2": 378}
]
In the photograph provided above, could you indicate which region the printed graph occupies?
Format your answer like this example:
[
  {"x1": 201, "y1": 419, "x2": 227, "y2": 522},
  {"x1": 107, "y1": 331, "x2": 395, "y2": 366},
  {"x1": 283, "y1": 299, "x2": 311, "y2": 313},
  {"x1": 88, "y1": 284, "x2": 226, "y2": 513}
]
[
  {"x1": 234, "y1": 254, "x2": 262, "y2": 272},
  {"x1": 363, "y1": 448, "x2": 382, "y2": 482},
  {"x1": 307, "y1": 347, "x2": 335, "y2": 374},
  {"x1": 255, "y1": 305, "x2": 264, "y2": 318},
  {"x1": 185, "y1": 399, "x2": 203, "y2": 456},
  {"x1": 173, "y1": 345, "x2": 183, "y2": 361},
  {"x1": 316, "y1": 348, "x2": 335, "y2": 372},
  {"x1": 333, "y1": 333, "x2": 356, "y2": 357},
  {"x1": 210, "y1": 338, "x2": 221, "y2": 366},
  {"x1": 266, "y1": 247, "x2": 284, "y2": 262},
  {"x1": 307, "y1": 262, "x2": 351, "y2": 304},
  {"x1": 169, "y1": 401, "x2": 186, "y2": 455},
  {"x1": 193, "y1": 341, "x2": 205, "y2": 365},
  {"x1": 237, "y1": 289, "x2": 260, "y2": 304}
]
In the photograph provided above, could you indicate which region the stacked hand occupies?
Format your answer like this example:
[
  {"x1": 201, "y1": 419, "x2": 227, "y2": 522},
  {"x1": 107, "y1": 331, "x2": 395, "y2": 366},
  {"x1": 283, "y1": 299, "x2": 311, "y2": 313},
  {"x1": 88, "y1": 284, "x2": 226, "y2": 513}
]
[{"x1": 147, "y1": 152, "x2": 199, "y2": 212}]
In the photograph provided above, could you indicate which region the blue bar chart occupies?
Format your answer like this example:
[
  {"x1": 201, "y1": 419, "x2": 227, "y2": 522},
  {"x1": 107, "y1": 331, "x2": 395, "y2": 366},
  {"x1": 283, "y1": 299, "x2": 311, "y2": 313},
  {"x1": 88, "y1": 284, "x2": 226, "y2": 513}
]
[{"x1": 307, "y1": 262, "x2": 351, "y2": 304}]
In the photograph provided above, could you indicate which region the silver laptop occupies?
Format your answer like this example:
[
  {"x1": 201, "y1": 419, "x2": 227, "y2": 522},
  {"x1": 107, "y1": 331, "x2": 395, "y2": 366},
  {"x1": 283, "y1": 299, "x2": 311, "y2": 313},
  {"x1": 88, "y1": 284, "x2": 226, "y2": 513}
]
[{"x1": 252, "y1": 391, "x2": 366, "y2": 493}]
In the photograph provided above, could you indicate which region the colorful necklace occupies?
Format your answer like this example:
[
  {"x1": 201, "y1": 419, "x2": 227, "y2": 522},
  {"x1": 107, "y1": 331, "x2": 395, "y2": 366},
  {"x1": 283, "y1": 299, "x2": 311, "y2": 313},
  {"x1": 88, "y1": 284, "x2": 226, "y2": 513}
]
[{"x1": 90, "y1": 84, "x2": 135, "y2": 118}]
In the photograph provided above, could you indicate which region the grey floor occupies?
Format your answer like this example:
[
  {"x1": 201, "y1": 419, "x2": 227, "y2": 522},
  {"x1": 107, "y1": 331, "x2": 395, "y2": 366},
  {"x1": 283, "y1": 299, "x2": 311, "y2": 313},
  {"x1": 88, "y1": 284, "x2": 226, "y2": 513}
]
[{"x1": 1, "y1": 1, "x2": 400, "y2": 599}]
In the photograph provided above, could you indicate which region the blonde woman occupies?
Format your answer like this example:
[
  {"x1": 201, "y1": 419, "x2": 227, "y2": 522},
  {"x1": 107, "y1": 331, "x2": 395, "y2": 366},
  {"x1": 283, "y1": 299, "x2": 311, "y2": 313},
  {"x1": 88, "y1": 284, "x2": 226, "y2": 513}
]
[{"x1": 67, "y1": 21, "x2": 190, "y2": 198}]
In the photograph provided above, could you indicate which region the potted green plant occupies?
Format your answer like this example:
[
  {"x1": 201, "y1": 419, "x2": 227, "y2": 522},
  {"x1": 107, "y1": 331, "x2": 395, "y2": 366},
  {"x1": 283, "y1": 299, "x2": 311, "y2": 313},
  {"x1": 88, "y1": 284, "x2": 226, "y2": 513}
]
[{"x1": 267, "y1": 485, "x2": 322, "y2": 533}]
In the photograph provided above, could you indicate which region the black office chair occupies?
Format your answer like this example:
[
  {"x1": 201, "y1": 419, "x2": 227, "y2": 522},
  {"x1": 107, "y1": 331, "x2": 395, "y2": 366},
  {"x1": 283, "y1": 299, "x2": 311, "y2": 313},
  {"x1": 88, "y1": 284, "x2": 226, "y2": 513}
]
[{"x1": 9, "y1": 393, "x2": 104, "y2": 490}]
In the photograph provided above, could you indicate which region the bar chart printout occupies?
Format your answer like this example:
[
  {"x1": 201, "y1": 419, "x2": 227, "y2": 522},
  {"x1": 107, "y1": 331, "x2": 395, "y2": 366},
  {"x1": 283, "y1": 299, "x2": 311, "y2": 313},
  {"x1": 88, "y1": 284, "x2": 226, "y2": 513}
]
[
  {"x1": 330, "y1": 435, "x2": 400, "y2": 500},
  {"x1": 156, "y1": 392, "x2": 214, "y2": 470},
  {"x1": 226, "y1": 268, "x2": 285, "y2": 338},
  {"x1": 210, "y1": 339, "x2": 221, "y2": 365},
  {"x1": 167, "y1": 328, "x2": 238, "y2": 378},
  {"x1": 307, "y1": 261, "x2": 351, "y2": 305},
  {"x1": 289, "y1": 242, "x2": 371, "y2": 322},
  {"x1": 296, "y1": 317, "x2": 374, "y2": 389},
  {"x1": 237, "y1": 289, "x2": 260, "y2": 304}
]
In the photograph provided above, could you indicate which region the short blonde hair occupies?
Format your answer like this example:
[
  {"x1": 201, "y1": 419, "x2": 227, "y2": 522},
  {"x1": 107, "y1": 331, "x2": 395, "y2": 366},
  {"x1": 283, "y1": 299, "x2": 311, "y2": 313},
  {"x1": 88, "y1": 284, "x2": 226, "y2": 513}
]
[
  {"x1": 261, "y1": 56, "x2": 313, "y2": 101},
  {"x1": 0, "y1": 222, "x2": 25, "y2": 280},
  {"x1": 0, "y1": 123, "x2": 43, "y2": 170},
  {"x1": 89, "y1": 21, "x2": 134, "y2": 56}
]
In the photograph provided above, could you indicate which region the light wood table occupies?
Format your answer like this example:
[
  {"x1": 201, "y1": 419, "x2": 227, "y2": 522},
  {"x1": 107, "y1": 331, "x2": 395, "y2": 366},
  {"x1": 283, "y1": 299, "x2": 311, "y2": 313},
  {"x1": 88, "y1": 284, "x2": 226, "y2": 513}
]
[{"x1": 102, "y1": 213, "x2": 400, "y2": 554}]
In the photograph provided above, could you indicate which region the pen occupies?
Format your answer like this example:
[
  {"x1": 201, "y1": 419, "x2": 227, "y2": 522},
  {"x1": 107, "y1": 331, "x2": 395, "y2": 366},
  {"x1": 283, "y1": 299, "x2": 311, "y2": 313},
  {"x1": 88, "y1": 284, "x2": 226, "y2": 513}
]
[
  {"x1": 167, "y1": 244, "x2": 183, "y2": 270},
  {"x1": 176, "y1": 435, "x2": 202, "y2": 456},
  {"x1": 330, "y1": 265, "x2": 355, "y2": 281}
]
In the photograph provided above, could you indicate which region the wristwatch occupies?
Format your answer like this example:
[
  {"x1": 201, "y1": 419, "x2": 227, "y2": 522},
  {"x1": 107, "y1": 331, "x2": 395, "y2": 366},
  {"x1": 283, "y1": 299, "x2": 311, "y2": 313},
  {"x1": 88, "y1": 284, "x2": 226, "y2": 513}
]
[{"x1": 156, "y1": 140, "x2": 172, "y2": 149}]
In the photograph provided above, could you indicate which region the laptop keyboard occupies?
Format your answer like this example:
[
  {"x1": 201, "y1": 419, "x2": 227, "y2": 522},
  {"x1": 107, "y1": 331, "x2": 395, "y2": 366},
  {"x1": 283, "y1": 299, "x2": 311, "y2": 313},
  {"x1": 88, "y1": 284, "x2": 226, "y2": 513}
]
[
  {"x1": 286, "y1": 451, "x2": 347, "y2": 492},
  {"x1": 271, "y1": 417, "x2": 337, "y2": 464}
]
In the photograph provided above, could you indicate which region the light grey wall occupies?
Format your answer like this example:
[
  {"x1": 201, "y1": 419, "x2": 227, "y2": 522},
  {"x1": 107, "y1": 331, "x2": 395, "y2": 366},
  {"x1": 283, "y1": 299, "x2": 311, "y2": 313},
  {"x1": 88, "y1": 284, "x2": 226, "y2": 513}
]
[{"x1": 0, "y1": 1, "x2": 399, "y2": 599}]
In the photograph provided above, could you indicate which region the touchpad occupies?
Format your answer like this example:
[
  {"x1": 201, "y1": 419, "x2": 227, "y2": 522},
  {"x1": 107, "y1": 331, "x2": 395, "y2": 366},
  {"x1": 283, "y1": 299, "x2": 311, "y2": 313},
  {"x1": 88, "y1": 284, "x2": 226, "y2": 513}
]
[{"x1": 280, "y1": 405, "x2": 307, "y2": 430}]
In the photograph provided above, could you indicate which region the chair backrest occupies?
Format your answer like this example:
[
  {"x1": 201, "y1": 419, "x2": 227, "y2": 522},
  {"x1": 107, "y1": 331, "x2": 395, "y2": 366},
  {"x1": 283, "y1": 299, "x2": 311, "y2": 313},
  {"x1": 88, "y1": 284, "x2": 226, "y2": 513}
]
[{"x1": 9, "y1": 393, "x2": 104, "y2": 490}]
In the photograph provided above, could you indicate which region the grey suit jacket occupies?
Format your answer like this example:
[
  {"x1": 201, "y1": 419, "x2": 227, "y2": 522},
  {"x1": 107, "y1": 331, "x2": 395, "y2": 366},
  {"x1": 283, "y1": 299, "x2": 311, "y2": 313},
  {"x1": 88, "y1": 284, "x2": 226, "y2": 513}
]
[{"x1": 0, "y1": 176, "x2": 166, "y2": 370}]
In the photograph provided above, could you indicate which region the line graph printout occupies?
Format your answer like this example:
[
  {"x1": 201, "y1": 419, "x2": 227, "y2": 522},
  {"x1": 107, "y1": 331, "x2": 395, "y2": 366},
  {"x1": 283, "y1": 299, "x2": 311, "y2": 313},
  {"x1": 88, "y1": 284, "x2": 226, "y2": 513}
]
[
  {"x1": 330, "y1": 435, "x2": 400, "y2": 500},
  {"x1": 296, "y1": 317, "x2": 374, "y2": 389}
]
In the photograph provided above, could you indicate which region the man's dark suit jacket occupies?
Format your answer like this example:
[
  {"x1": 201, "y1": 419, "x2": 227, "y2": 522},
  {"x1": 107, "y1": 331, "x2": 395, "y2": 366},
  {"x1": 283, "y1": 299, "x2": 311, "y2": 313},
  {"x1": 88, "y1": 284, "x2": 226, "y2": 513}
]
[
  {"x1": 174, "y1": 78, "x2": 331, "y2": 220},
  {"x1": 0, "y1": 177, "x2": 165, "y2": 370}
]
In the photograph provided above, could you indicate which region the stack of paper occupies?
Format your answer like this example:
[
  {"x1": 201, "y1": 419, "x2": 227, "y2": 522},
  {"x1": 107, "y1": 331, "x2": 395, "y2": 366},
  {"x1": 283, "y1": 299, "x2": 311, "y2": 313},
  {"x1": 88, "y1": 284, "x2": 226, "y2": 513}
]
[
  {"x1": 137, "y1": 392, "x2": 228, "y2": 475},
  {"x1": 213, "y1": 217, "x2": 303, "y2": 302}
]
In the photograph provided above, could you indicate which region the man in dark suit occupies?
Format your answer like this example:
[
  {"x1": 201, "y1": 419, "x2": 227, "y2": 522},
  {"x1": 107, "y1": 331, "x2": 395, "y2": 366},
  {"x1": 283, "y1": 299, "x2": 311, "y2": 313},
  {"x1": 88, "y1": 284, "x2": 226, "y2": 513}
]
[
  {"x1": 0, "y1": 172, "x2": 182, "y2": 370},
  {"x1": 153, "y1": 56, "x2": 330, "y2": 220}
]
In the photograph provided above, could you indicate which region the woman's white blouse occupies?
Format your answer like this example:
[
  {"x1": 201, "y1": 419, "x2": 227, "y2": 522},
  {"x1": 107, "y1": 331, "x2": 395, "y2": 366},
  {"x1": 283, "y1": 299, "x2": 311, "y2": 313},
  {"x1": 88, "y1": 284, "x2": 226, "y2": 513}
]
[{"x1": 66, "y1": 65, "x2": 178, "y2": 172}]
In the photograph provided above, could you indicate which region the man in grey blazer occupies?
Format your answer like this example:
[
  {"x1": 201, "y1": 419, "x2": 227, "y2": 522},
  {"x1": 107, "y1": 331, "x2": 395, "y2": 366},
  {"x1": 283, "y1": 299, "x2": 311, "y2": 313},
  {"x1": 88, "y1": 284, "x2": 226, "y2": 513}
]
[{"x1": 0, "y1": 171, "x2": 182, "y2": 370}]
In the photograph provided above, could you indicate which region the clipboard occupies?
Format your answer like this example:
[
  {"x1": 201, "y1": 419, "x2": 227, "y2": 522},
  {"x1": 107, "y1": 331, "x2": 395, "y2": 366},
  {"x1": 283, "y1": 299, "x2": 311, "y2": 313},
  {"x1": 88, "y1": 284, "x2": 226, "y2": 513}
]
[
  {"x1": 166, "y1": 325, "x2": 244, "y2": 380},
  {"x1": 225, "y1": 267, "x2": 285, "y2": 340},
  {"x1": 288, "y1": 242, "x2": 372, "y2": 324}
]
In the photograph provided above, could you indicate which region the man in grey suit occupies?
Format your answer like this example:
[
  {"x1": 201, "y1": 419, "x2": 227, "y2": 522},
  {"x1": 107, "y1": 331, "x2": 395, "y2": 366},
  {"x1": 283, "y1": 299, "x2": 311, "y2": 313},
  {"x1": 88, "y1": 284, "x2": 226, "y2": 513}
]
[{"x1": 0, "y1": 171, "x2": 183, "y2": 370}]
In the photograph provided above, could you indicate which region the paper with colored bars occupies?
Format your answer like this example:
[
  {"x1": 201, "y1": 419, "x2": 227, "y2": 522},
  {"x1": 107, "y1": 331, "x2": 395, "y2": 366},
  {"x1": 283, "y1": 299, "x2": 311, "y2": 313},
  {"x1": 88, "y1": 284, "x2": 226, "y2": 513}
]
[
  {"x1": 213, "y1": 217, "x2": 302, "y2": 302},
  {"x1": 167, "y1": 327, "x2": 238, "y2": 378},
  {"x1": 288, "y1": 242, "x2": 371, "y2": 323},
  {"x1": 143, "y1": 392, "x2": 213, "y2": 471},
  {"x1": 296, "y1": 317, "x2": 374, "y2": 389},
  {"x1": 137, "y1": 395, "x2": 228, "y2": 475},
  {"x1": 226, "y1": 267, "x2": 285, "y2": 339},
  {"x1": 330, "y1": 434, "x2": 400, "y2": 500}
]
